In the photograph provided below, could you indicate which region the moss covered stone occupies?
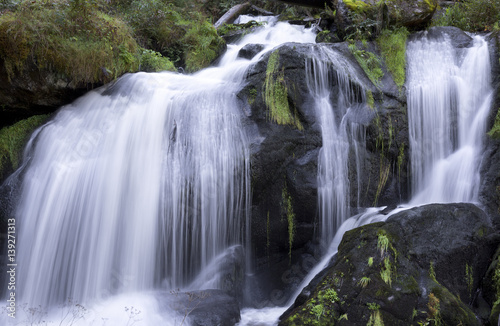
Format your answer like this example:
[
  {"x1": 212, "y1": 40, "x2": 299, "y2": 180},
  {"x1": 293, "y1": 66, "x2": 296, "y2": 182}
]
[
  {"x1": 377, "y1": 27, "x2": 409, "y2": 88},
  {"x1": 0, "y1": 114, "x2": 49, "y2": 181},
  {"x1": 264, "y1": 50, "x2": 303, "y2": 130}
]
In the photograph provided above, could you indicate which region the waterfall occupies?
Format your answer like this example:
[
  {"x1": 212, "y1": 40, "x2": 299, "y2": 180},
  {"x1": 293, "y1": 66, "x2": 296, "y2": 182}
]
[
  {"x1": 241, "y1": 31, "x2": 494, "y2": 326},
  {"x1": 305, "y1": 45, "x2": 366, "y2": 248},
  {"x1": 1, "y1": 16, "x2": 317, "y2": 325},
  {"x1": 407, "y1": 33, "x2": 493, "y2": 204}
]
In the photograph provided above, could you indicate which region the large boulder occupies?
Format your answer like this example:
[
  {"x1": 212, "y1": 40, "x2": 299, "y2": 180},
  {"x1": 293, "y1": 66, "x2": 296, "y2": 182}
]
[
  {"x1": 335, "y1": 0, "x2": 438, "y2": 39},
  {"x1": 238, "y1": 41, "x2": 410, "y2": 306},
  {"x1": 279, "y1": 203, "x2": 500, "y2": 325}
]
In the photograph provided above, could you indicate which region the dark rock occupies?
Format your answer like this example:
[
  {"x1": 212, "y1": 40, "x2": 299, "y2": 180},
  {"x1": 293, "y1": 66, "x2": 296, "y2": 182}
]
[
  {"x1": 279, "y1": 203, "x2": 500, "y2": 325},
  {"x1": 157, "y1": 289, "x2": 240, "y2": 326},
  {"x1": 0, "y1": 60, "x2": 91, "y2": 127},
  {"x1": 335, "y1": 0, "x2": 438, "y2": 39},
  {"x1": 237, "y1": 44, "x2": 266, "y2": 60},
  {"x1": 189, "y1": 245, "x2": 246, "y2": 301},
  {"x1": 239, "y1": 41, "x2": 410, "y2": 305},
  {"x1": 410, "y1": 26, "x2": 474, "y2": 48}
]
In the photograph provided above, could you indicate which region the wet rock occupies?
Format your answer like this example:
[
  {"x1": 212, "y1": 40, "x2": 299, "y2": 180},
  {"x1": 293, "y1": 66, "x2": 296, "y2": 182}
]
[
  {"x1": 157, "y1": 289, "x2": 240, "y2": 326},
  {"x1": 237, "y1": 44, "x2": 265, "y2": 60},
  {"x1": 279, "y1": 203, "x2": 499, "y2": 325}
]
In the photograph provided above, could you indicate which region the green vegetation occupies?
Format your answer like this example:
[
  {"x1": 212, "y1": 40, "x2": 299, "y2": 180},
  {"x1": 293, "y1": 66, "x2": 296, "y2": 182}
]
[
  {"x1": 429, "y1": 261, "x2": 437, "y2": 283},
  {"x1": 368, "y1": 256, "x2": 374, "y2": 267},
  {"x1": 282, "y1": 185, "x2": 296, "y2": 261},
  {"x1": 348, "y1": 42, "x2": 383, "y2": 87},
  {"x1": 426, "y1": 293, "x2": 443, "y2": 326},
  {"x1": 367, "y1": 302, "x2": 384, "y2": 326},
  {"x1": 488, "y1": 108, "x2": 500, "y2": 139},
  {"x1": 358, "y1": 276, "x2": 371, "y2": 288},
  {"x1": 366, "y1": 90, "x2": 375, "y2": 109},
  {"x1": 465, "y1": 264, "x2": 473, "y2": 299},
  {"x1": 380, "y1": 257, "x2": 392, "y2": 286},
  {"x1": 344, "y1": 0, "x2": 370, "y2": 13},
  {"x1": 0, "y1": 0, "x2": 226, "y2": 86},
  {"x1": 432, "y1": 0, "x2": 500, "y2": 32},
  {"x1": 377, "y1": 27, "x2": 409, "y2": 88},
  {"x1": 0, "y1": 0, "x2": 141, "y2": 83},
  {"x1": 377, "y1": 233, "x2": 389, "y2": 257},
  {"x1": 0, "y1": 114, "x2": 49, "y2": 180},
  {"x1": 264, "y1": 51, "x2": 303, "y2": 130}
]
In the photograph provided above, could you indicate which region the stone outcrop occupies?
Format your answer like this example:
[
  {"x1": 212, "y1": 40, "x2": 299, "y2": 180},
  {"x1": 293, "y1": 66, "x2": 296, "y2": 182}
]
[{"x1": 279, "y1": 203, "x2": 500, "y2": 325}]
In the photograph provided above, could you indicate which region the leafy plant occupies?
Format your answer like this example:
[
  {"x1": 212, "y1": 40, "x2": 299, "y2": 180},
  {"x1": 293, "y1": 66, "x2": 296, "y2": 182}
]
[{"x1": 432, "y1": 0, "x2": 500, "y2": 32}]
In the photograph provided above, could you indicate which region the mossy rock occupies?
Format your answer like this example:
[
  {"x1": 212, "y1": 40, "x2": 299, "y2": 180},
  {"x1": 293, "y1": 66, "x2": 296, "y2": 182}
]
[
  {"x1": 0, "y1": 114, "x2": 50, "y2": 183},
  {"x1": 336, "y1": 0, "x2": 438, "y2": 39},
  {"x1": 279, "y1": 203, "x2": 497, "y2": 326}
]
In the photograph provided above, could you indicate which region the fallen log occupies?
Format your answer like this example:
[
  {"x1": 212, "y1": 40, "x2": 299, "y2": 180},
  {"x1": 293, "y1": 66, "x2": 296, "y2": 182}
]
[{"x1": 214, "y1": 2, "x2": 252, "y2": 29}]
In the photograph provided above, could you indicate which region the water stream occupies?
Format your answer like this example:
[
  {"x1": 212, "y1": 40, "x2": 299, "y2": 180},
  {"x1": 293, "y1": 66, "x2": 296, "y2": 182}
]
[{"x1": 0, "y1": 16, "x2": 493, "y2": 326}]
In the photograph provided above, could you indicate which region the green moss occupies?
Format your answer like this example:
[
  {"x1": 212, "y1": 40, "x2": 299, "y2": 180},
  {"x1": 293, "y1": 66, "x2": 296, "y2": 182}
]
[
  {"x1": 377, "y1": 27, "x2": 409, "y2": 88},
  {"x1": 432, "y1": 0, "x2": 500, "y2": 32},
  {"x1": 380, "y1": 257, "x2": 392, "y2": 287},
  {"x1": 490, "y1": 264, "x2": 500, "y2": 324},
  {"x1": 248, "y1": 88, "x2": 258, "y2": 105},
  {"x1": 139, "y1": 49, "x2": 175, "y2": 72},
  {"x1": 367, "y1": 302, "x2": 384, "y2": 326},
  {"x1": 488, "y1": 108, "x2": 500, "y2": 139},
  {"x1": 344, "y1": 0, "x2": 371, "y2": 13},
  {"x1": 0, "y1": 1, "x2": 140, "y2": 84},
  {"x1": 397, "y1": 143, "x2": 405, "y2": 181},
  {"x1": 181, "y1": 16, "x2": 225, "y2": 72},
  {"x1": 366, "y1": 89, "x2": 375, "y2": 109},
  {"x1": 0, "y1": 114, "x2": 49, "y2": 180},
  {"x1": 282, "y1": 185, "x2": 296, "y2": 261},
  {"x1": 348, "y1": 42, "x2": 383, "y2": 87},
  {"x1": 264, "y1": 51, "x2": 303, "y2": 130},
  {"x1": 465, "y1": 264, "x2": 473, "y2": 299},
  {"x1": 429, "y1": 261, "x2": 438, "y2": 283}
]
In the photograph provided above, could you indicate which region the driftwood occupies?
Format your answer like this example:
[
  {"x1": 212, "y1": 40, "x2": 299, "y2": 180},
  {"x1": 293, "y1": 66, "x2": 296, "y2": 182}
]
[{"x1": 214, "y1": 2, "x2": 252, "y2": 29}]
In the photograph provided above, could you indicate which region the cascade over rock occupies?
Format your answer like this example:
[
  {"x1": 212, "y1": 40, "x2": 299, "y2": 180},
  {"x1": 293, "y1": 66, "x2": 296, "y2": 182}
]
[
  {"x1": 237, "y1": 41, "x2": 409, "y2": 304},
  {"x1": 279, "y1": 203, "x2": 500, "y2": 325}
]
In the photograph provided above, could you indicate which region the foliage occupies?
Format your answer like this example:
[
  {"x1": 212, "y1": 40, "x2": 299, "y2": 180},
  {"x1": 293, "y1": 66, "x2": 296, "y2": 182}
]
[
  {"x1": 377, "y1": 233, "x2": 389, "y2": 257},
  {"x1": 0, "y1": 0, "x2": 140, "y2": 84},
  {"x1": 181, "y1": 14, "x2": 225, "y2": 72},
  {"x1": 0, "y1": 114, "x2": 49, "y2": 181},
  {"x1": 377, "y1": 27, "x2": 409, "y2": 88},
  {"x1": 432, "y1": 0, "x2": 500, "y2": 32},
  {"x1": 348, "y1": 42, "x2": 383, "y2": 87},
  {"x1": 380, "y1": 257, "x2": 392, "y2": 286},
  {"x1": 282, "y1": 185, "x2": 296, "y2": 261},
  {"x1": 367, "y1": 302, "x2": 384, "y2": 326},
  {"x1": 139, "y1": 49, "x2": 175, "y2": 72},
  {"x1": 427, "y1": 293, "x2": 442, "y2": 326},
  {"x1": 264, "y1": 50, "x2": 303, "y2": 130},
  {"x1": 358, "y1": 276, "x2": 371, "y2": 288},
  {"x1": 488, "y1": 108, "x2": 500, "y2": 139}
]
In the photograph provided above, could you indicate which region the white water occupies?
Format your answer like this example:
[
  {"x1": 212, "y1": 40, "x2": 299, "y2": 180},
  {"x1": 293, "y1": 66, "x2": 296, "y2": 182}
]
[
  {"x1": 1, "y1": 16, "x2": 493, "y2": 326},
  {"x1": 305, "y1": 46, "x2": 366, "y2": 248},
  {"x1": 1, "y1": 17, "x2": 318, "y2": 326},
  {"x1": 407, "y1": 34, "x2": 493, "y2": 204},
  {"x1": 240, "y1": 31, "x2": 494, "y2": 326}
]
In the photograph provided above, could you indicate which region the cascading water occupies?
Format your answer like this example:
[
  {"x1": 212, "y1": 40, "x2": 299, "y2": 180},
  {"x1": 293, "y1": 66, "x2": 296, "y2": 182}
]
[
  {"x1": 1, "y1": 16, "x2": 317, "y2": 325},
  {"x1": 305, "y1": 46, "x2": 366, "y2": 248},
  {"x1": 241, "y1": 30, "x2": 494, "y2": 326},
  {"x1": 407, "y1": 33, "x2": 493, "y2": 205}
]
